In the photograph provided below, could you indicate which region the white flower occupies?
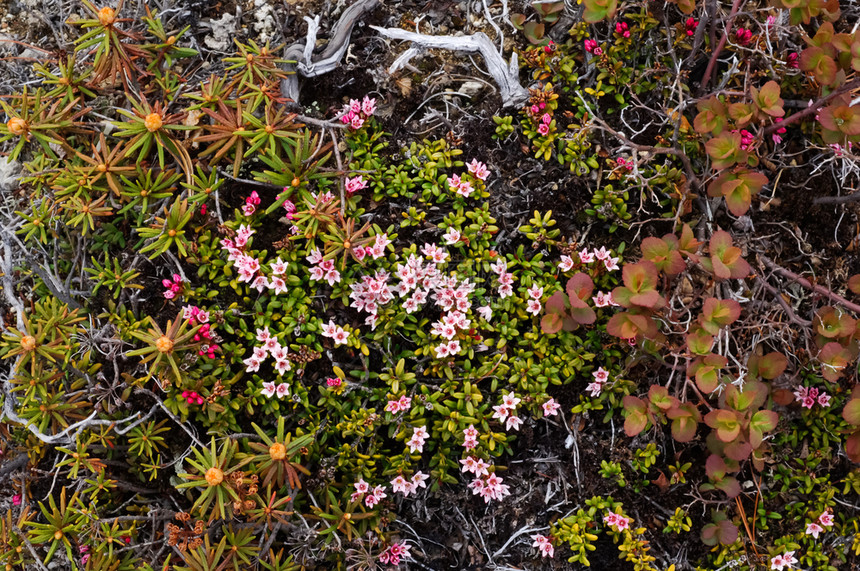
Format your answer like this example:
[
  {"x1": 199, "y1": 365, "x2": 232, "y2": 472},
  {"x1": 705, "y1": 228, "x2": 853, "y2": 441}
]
[{"x1": 261, "y1": 381, "x2": 276, "y2": 397}]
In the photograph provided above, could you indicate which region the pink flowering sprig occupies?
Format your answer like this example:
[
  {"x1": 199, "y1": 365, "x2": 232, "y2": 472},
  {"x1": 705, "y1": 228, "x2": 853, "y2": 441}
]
[
  {"x1": 378, "y1": 541, "x2": 411, "y2": 566},
  {"x1": 184, "y1": 305, "x2": 219, "y2": 359},
  {"x1": 532, "y1": 534, "x2": 555, "y2": 558},
  {"x1": 242, "y1": 190, "x2": 261, "y2": 216},
  {"x1": 162, "y1": 273, "x2": 185, "y2": 299},
  {"x1": 793, "y1": 385, "x2": 831, "y2": 409},
  {"x1": 340, "y1": 95, "x2": 377, "y2": 130},
  {"x1": 447, "y1": 158, "x2": 490, "y2": 199}
]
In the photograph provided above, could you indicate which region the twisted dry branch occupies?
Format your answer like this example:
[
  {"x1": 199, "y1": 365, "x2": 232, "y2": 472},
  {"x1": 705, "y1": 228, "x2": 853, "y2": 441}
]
[
  {"x1": 370, "y1": 26, "x2": 530, "y2": 108},
  {"x1": 280, "y1": 0, "x2": 380, "y2": 104}
]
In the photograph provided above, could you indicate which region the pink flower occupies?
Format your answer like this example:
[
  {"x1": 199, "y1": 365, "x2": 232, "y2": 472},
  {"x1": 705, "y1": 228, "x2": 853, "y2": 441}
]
[
  {"x1": 615, "y1": 22, "x2": 630, "y2": 38},
  {"x1": 466, "y1": 158, "x2": 490, "y2": 181},
  {"x1": 735, "y1": 28, "x2": 753, "y2": 45},
  {"x1": 806, "y1": 522, "x2": 824, "y2": 538},
  {"x1": 603, "y1": 510, "x2": 631, "y2": 531},
  {"x1": 593, "y1": 291, "x2": 612, "y2": 307},
  {"x1": 345, "y1": 175, "x2": 368, "y2": 195},
  {"x1": 685, "y1": 17, "x2": 698, "y2": 36},
  {"x1": 584, "y1": 39, "x2": 598, "y2": 53},
  {"x1": 537, "y1": 122, "x2": 550, "y2": 136},
  {"x1": 541, "y1": 113, "x2": 551, "y2": 125},
  {"x1": 442, "y1": 227, "x2": 461, "y2": 245},
  {"x1": 786, "y1": 52, "x2": 799, "y2": 68},
  {"x1": 604, "y1": 256, "x2": 620, "y2": 272},
  {"x1": 526, "y1": 299, "x2": 542, "y2": 315},
  {"x1": 593, "y1": 47, "x2": 603, "y2": 56},
  {"x1": 505, "y1": 415, "x2": 523, "y2": 431},
  {"x1": 593, "y1": 367, "x2": 609, "y2": 382},
  {"x1": 819, "y1": 512, "x2": 834, "y2": 527},
  {"x1": 350, "y1": 115, "x2": 364, "y2": 130},
  {"x1": 362, "y1": 96, "x2": 377, "y2": 116},
  {"x1": 559, "y1": 255, "x2": 575, "y2": 271},
  {"x1": 542, "y1": 398, "x2": 561, "y2": 416},
  {"x1": 12, "y1": 494, "x2": 21, "y2": 506},
  {"x1": 532, "y1": 534, "x2": 554, "y2": 558},
  {"x1": 245, "y1": 356, "x2": 263, "y2": 373},
  {"x1": 326, "y1": 377, "x2": 342, "y2": 387},
  {"x1": 771, "y1": 551, "x2": 797, "y2": 571},
  {"x1": 586, "y1": 381, "x2": 604, "y2": 397},
  {"x1": 275, "y1": 383, "x2": 290, "y2": 399},
  {"x1": 354, "y1": 479, "x2": 370, "y2": 495}
]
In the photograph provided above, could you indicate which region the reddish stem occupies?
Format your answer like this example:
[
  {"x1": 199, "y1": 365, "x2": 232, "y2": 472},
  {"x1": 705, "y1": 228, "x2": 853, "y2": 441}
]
[
  {"x1": 699, "y1": 0, "x2": 745, "y2": 93},
  {"x1": 759, "y1": 254, "x2": 860, "y2": 315},
  {"x1": 762, "y1": 77, "x2": 860, "y2": 136}
]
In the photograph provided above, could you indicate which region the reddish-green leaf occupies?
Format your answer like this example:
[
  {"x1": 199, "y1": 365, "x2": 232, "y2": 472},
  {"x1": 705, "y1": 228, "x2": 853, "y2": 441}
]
[
  {"x1": 848, "y1": 274, "x2": 860, "y2": 295},
  {"x1": 623, "y1": 396, "x2": 649, "y2": 436},
  {"x1": 752, "y1": 81, "x2": 785, "y2": 117},
  {"x1": 694, "y1": 96, "x2": 728, "y2": 135},
  {"x1": 641, "y1": 237, "x2": 685, "y2": 275},
  {"x1": 843, "y1": 398, "x2": 860, "y2": 426},
  {"x1": 706, "y1": 131, "x2": 745, "y2": 170},
  {"x1": 819, "y1": 341, "x2": 850, "y2": 382},
  {"x1": 699, "y1": 298, "x2": 742, "y2": 334},
  {"x1": 686, "y1": 329, "x2": 715, "y2": 356}
]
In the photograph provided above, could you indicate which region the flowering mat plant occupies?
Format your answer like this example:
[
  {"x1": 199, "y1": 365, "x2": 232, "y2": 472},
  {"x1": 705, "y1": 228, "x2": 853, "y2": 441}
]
[{"x1": 1, "y1": 0, "x2": 860, "y2": 569}]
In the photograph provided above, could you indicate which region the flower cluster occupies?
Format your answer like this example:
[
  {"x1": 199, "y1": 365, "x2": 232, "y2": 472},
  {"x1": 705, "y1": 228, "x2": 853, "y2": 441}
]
[
  {"x1": 461, "y1": 424, "x2": 480, "y2": 450},
  {"x1": 587, "y1": 367, "x2": 610, "y2": 397},
  {"x1": 529, "y1": 100, "x2": 547, "y2": 115},
  {"x1": 351, "y1": 478, "x2": 387, "y2": 508},
  {"x1": 306, "y1": 248, "x2": 341, "y2": 286},
  {"x1": 531, "y1": 534, "x2": 554, "y2": 558},
  {"x1": 615, "y1": 22, "x2": 630, "y2": 38},
  {"x1": 736, "y1": 129, "x2": 754, "y2": 151},
  {"x1": 321, "y1": 320, "x2": 350, "y2": 346},
  {"x1": 772, "y1": 118, "x2": 787, "y2": 145},
  {"x1": 345, "y1": 175, "x2": 368, "y2": 196},
  {"x1": 162, "y1": 273, "x2": 185, "y2": 299},
  {"x1": 407, "y1": 425, "x2": 429, "y2": 453},
  {"x1": 242, "y1": 191, "x2": 261, "y2": 216},
  {"x1": 770, "y1": 551, "x2": 798, "y2": 571},
  {"x1": 735, "y1": 28, "x2": 753, "y2": 45},
  {"x1": 491, "y1": 258, "x2": 517, "y2": 298},
  {"x1": 390, "y1": 472, "x2": 429, "y2": 497},
  {"x1": 378, "y1": 542, "x2": 411, "y2": 566},
  {"x1": 448, "y1": 160, "x2": 489, "y2": 199},
  {"x1": 260, "y1": 381, "x2": 290, "y2": 398},
  {"x1": 793, "y1": 385, "x2": 831, "y2": 409},
  {"x1": 468, "y1": 472, "x2": 511, "y2": 503},
  {"x1": 385, "y1": 395, "x2": 412, "y2": 414},
  {"x1": 584, "y1": 39, "x2": 603, "y2": 56},
  {"x1": 559, "y1": 246, "x2": 620, "y2": 273},
  {"x1": 492, "y1": 391, "x2": 524, "y2": 431},
  {"x1": 525, "y1": 284, "x2": 543, "y2": 316},
  {"x1": 221, "y1": 225, "x2": 260, "y2": 283},
  {"x1": 805, "y1": 511, "x2": 835, "y2": 539},
  {"x1": 603, "y1": 510, "x2": 632, "y2": 532},
  {"x1": 616, "y1": 157, "x2": 634, "y2": 171},
  {"x1": 537, "y1": 112, "x2": 552, "y2": 136},
  {"x1": 244, "y1": 326, "x2": 292, "y2": 375},
  {"x1": 181, "y1": 390, "x2": 205, "y2": 405},
  {"x1": 460, "y1": 455, "x2": 491, "y2": 477},
  {"x1": 184, "y1": 305, "x2": 218, "y2": 359},
  {"x1": 341, "y1": 95, "x2": 376, "y2": 130},
  {"x1": 685, "y1": 17, "x2": 698, "y2": 36}
]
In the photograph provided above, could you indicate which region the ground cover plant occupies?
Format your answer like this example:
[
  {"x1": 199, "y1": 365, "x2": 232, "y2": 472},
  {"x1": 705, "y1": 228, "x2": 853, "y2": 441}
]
[{"x1": 1, "y1": 0, "x2": 860, "y2": 569}]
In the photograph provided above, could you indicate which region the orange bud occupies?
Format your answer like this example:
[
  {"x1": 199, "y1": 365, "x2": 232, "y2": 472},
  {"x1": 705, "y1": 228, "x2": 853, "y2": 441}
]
[
  {"x1": 20, "y1": 335, "x2": 36, "y2": 352},
  {"x1": 6, "y1": 117, "x2": 27, "y2": 136},
  {"x1": 155, "y1": 335, "x2": 174, "y2": 353},
  {"x1": 144, "y1": 112, "x2": 163, "y2": 132},
  {"x1": 269, "y1": 442, "x2": 286, "y2": 461},
  {"x1": 97, "y1": 6, "x2": 116, "y2": 26},
  {"x1": 205, "y1": 467, "x2": 224, "y2": 486}
]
